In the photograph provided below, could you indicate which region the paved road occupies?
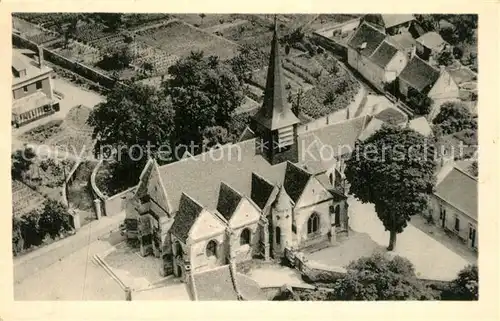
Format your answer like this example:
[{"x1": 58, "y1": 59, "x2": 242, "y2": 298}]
[{"x1": 14, "y1": 212, "x2": 125, "y2": 284}]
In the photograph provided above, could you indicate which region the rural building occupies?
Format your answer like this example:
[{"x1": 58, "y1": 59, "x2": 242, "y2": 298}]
[
  {"x1": 416, "y1": 31, "x2": 449, "y2": 60},
  {"x1": 347, "y1": 22, "x2": 409, "y2": 91},
  {"x1": 398, "y1": 55, "x2": 460, "y2": 115},
  {"x1": 427, "y1": 166, "x2": 478, "y2": 252},
  {"x1": 123, "y1": 20, "x2": 370, "y2": 278},
  {"x1": 11, "y1": 47, "x2": 59, "y2": 127},
  {"x1": 361, "y1": 14, "x2": 415, "y2": 35},
  {"x1": 388, "y1": 31, "x2": 417, "y2": 57}
]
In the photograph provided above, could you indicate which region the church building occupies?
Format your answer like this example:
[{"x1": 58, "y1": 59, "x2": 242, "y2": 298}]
[{"x1": 123, "y1": 18, "x2": 370, "y2": 281}]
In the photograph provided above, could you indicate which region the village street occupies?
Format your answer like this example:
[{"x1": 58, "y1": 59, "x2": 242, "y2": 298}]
[{"x1": 307, "y1": 197, "x2": 474, "y2": 281}]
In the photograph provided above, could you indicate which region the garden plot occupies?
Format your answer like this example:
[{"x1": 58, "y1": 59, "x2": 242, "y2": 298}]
[
  {"x1": 12, "y1": 16, "x2": 60, "y2": 44},
  {"x1": 174, "y1": 14, "x2": 242, "y2": 29},
  {"x1": 12, "y1": 180, "x2": 47, "y2": 217},
  {"x1": 20, "y1": 106, "x2": 95, "y2": 158},
  {"x1": 308, "y1": 14, "x2": 360, "y2": 31},
  {"x1": 136, "y1": 21, "x2": 240, "y2": 61},
  {"x1": 53, "y1": 41, "x2": 102, "y2": 65}
]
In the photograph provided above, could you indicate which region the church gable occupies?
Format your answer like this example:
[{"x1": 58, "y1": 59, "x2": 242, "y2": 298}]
[
  {"x1": 147, "y1": 161, "x2": 172, "y2": 214},
  {"x1": 189, "y1": 209, "x2": 226, "y2": 242},
  {"x1": 228, "y1": 198, "x2": 262, "y2": 229},
  {"x1": 294, "y1": 176, "x2": 333, "y2": 209}
]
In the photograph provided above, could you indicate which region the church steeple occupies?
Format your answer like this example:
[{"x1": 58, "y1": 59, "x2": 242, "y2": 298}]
[{"x1": 253, "y1": 15, "x2": 300, "y2": 131}]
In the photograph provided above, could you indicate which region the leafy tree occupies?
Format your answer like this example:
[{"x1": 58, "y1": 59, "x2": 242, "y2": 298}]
[
  {"x1": 433, "y1": 101, "x2": 477, "y2": 135},
  {"x1": 333, "y1": 253, "x2": 436, "y2": 300},
  {"x1": 345, "y1": 125, "x2": 436, "y2": 250},
  {"x1": 230, "y1": 46, "x2": 254, "y2": 82},
  {"x1": 202, "y1": 126, "x2": 234, "y2": 149},
  {"x1": 436, "y1": 49, "x2": 454, "y2": 66},
  {"x1": 20, "y1": 210, "x2": 43, "y2": 248},
  {"x1": 415, "y1": 14, "x2": 438, "y2": 32},
  {"x1": 442, "y1": 265, "x2": 478, "y2": 300},
  {"x1": 407, "y1": 87, "x2": 433, "y2": 115},
  {"x1": 12, "y1": 216, "x2": 24, "y2": 255},
  {"x1": 38, "y1": 199, "x2": 72, "y2": 239},
  {"x1": 165, "y1": 51, "x2": 244, "y2": 149},
  {"x1": 11, "y1": 146, "x2": 36, "y2": 180},
  {"x1": 439, "y1": 26, "x2": 457, "y2": 45},
  {"x1": 99, "y1": 46, "x2": 134, "y2": 70},
  {"x1": 88, "y1": 83, "x2": 175, "y2": 184},
  {"x1": 199, "y1": 13, "x2": 206, "y2": 25}
]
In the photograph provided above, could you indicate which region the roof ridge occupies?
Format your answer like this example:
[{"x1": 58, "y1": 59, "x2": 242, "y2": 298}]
[
  {"x1": 158, "y1": 138, "x2": 257, "y2": 170},
  {"x1": 452, "y1": 165, "x2": 478, "y2": 182}
]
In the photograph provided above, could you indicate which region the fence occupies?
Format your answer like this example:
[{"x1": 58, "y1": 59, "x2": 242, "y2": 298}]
[{"x1": 13, "y1": 33, "x2": 119, "y2": 89}]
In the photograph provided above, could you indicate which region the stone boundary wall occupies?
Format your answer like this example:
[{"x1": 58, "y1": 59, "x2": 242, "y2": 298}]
[
  {"x1": 297, "y1": 85, "x2": 366, "y2": 135},
  {"x1": 13, "y1": 33, "x2": 120, "y2": 89},
  {"x1": 90, "y1": 160, "x2": 138, "y2": 217}
]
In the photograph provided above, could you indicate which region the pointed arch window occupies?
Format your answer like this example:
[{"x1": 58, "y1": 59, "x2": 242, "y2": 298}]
[
  {"x1": 307, "y1": 213, "x2": 320, "y2": 234},
  {"x1": 275, "y1": 226, "x2": 281, "y2": 245},
  {"x1": 206, "y1": 240, "x2": 217, "y2": 258},
  {"x1": 240, "y1": 228, "x2": 251, "y2": 245}
]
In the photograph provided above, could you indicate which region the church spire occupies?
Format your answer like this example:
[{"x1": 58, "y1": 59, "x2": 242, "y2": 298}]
[{"x1": 252, "y1": 15, "x2": 300, "y2": 131}]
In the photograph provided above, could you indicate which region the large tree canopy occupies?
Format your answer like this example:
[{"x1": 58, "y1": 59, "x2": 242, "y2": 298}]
[
  {"x1": 89, "y1": 83, "x2": 174, "y2": 158},
  {"x1": 333, "y1": 253, "x2": 436, "y2": 300},
  {"x1": 165, "y1": 51, "x2": 245, "y2": 149},
  {"x1": 88, "y1": 83, "x2": 174, "y2": 185},
  {"x1": 433, "y1": 101, "x2": 477, "y2": 135},
  {"x1": 344, "y1": 125, "x2": 436, "y2": 250},
  {"x1": 441, "y1": 265, "x2": 478, "y2": 300}
]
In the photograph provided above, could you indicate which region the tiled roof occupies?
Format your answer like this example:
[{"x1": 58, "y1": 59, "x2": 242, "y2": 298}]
[
  {"x1": 170, "y1": 193, "x2": 204, "y2": 242},
  {"x1": 12, "y1": 91, "x2": 53, "y2": 115},
  {"x1": 398, "y1": 55, "x2": 440, "y2": 92},
  {"x1": 363, "y1": 14, "x2": 414, "y2": 29},
  {"x1": 157, "y1": 118, "x2": 366, "y2": 214},
  {"x1": 358, "y1": 118, "x2": 384, "y2": 141},
  {"x1": 347, "y1": 22, "x2": 386, "y2": 57},
  {"x1": 299, "y1": 116, "x2": 369, "y2": 163},
  {"x1": 446, "y1": 66, "x2": 476, "y2": 85},
  {"x1": 216, "y1": 183, "x2": 243, "y2": 221},
  {"x1": 374, "y1": 107, "x2": 407, "y2": 125},
  {"x1": 12, "y1": 49, "x2": 53, "y2": 86},
  {"x1": 388, "y1": 31, "x2": 417, "y2": 50},
  {"x1": 192, "y1": 265, "x2": 266, "y2": 301},
  {"x1": 380, "y1": 14, "x2": 415, "y2": 28},
  {"x1": 416, "y1": 32, "x2": 447, "y2": 51},
  {"x1": 159, "y1": 139, "x2": 287, "y2": 213},
  {"x1": 250, "y1": 173, "x2": 276, "y2": 210},
  {"x1": 435, "y1": 167, "x2": 477, "y2": 220},
  {"x1": 370, "y1": 40, "x2": 399, "y2": 68},
  {"x1": 283, "y1": 162, "x2": 311, "y2": 203},
  {"x1": 409, "y1": 117, "x2": 432, "y2": 136}
]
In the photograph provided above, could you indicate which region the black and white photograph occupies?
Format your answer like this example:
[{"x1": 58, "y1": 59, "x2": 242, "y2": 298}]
[{"x1": 10, "y1": 12, "x2": 483, "y2": 302}]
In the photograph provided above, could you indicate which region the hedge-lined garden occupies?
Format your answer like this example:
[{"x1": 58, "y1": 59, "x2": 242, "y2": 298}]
[{"x1": 12, "y1": 199, "x2": 74, "y2": 256}]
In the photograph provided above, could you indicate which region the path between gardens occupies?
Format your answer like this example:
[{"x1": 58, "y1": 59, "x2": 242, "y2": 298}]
[{"x1": 14, "y1": 211, "x2": 125, "y2": 284}]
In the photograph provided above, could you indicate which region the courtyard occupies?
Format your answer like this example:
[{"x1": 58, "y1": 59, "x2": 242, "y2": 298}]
[{"x1": 305, "y1": 197, "x2": 473, "y2": 281}]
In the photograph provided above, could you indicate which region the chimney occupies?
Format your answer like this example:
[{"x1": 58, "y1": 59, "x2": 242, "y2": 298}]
[{"x1": 37, "y1": 45, "x2": 44, "y2": 69}]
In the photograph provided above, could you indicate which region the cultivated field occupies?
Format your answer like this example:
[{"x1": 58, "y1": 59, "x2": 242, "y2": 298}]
[{"x1": 136, "y1": 20, "x2": 240, "y2": 60}]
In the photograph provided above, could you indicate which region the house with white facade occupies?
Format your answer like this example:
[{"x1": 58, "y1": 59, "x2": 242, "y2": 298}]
[
  {"x1": 347, "y1": 22, "x2": 409, "y2": 91},
  {"x1": 427, "y1": 166, "x2": 478, "y2": 252}
]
